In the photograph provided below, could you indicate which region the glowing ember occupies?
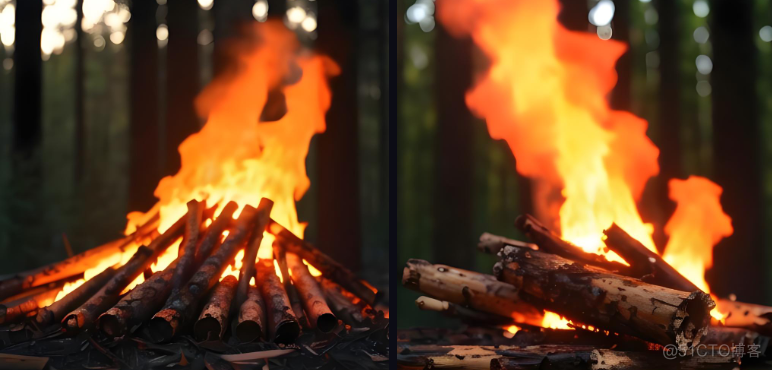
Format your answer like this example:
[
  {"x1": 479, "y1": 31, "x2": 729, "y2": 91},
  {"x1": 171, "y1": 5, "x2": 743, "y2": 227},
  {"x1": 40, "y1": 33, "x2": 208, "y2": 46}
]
[
  {"x1": 437, "y1": 0, "x2": 733, "y2": 330},
  {"x1": 540, "y1": 311, "x2": 571, "y2": 329}
]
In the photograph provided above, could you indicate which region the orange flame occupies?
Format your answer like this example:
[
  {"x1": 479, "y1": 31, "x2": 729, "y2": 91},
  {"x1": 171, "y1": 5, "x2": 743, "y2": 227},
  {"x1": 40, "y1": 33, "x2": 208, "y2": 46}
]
[
  {"x1": 437, "y1": 0, "x2": 732, "y2": 328},
  {"x1": 49, "y1": 22, "x2": 337, "y2": 303}
]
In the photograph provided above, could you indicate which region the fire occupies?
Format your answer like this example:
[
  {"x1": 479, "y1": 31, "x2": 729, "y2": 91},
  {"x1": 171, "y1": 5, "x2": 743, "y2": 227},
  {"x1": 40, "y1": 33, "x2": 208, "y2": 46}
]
[
  {"x1": 540, "y1": 311, "x2": 571, "y2": 329},
  {"x1": 437, "y1": 0, "x2": 733, "y2": 328},
  {"x1": 50, "y1": 22, "x2": 337, "y2": 303}
]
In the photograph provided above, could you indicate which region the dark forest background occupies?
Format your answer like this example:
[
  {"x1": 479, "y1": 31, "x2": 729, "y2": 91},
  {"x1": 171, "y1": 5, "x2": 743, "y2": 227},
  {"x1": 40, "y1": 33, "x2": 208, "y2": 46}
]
[
  {"x1": 398, "y1": 0, "x2": 772, "y2": 328},
  {"x1": 0, "y1": 0, "x2": 389, "y2": 289}
]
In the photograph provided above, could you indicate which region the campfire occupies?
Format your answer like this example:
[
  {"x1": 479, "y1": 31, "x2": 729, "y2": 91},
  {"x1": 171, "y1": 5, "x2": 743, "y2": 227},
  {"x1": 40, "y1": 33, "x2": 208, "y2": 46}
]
[
  {"x1": 0, "y1": 21, "x2": 387, "y2": 369},
  {"x1": 400, "y1": 0, "x2": 767, "y2": 368}
]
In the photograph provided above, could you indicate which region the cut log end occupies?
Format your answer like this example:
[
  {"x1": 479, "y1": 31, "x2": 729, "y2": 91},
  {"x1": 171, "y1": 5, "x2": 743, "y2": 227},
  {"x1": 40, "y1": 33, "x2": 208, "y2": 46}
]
[
  {"x1": 147, "y1": 311, "x2": 179, "y2": 343},
  {"x1": 317, "y1": 312, "x2": 337, "y2": 333},
  {"x1": 98, "y1": 314, "x2": 124, "y2": 338},
  {"x1": 194, "y1": 316, "x2": 223, "y2": 342},
  {"x1": 275, "y1": 320, "x2": 301, "y2": 344},
  {"x1": 235, "y1": 320, "x2": 262, "y2": 343}
]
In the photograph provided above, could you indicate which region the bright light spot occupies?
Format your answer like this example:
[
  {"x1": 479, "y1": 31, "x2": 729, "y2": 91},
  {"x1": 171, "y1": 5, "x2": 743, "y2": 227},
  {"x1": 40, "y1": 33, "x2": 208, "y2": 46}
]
[
  {"x1": 588, "y1": 0, "x2": 615, "y2": 27},
  {"x1": 695, "y1": 54, "x2": 712, "y2": 74},
  {"x1": 760, "y1": 26, "x2": 772, "y2": 42},
  {"x1": 94, "y1": 34, "x2": 105, "y2": 49},
  {"x1": 156, "y1": 24, "x2": 168, "y2": 41},
  {"x1": 644, "y1": 8, "x2": 658, "y2": 25},
  {"x1": 63, "y1": 28, "x2": 76, "y2": 41},
  {"x1": 406, "y1": 3, "x2": 428, "y2": 23},
  {"x1": 110, "y1": 31, "x2": 124, "y2": 44},
  {"x1": 696, "y1": 80, "x2": 711, "y2": 97},
  {"x1": 0, "y1": 26, "x2": 13, "y2": 47},
  {"x1": 301, "y1": 15, "x2": 317, "y2": 32},
  {"x1": 198, "y1": 0, "x2": 213, "y2": 11},
  {"x1": 597, "y1": 25, "x2": 612, "y2": 40},
  {"x1": 693, "y1": 26, "x2": 709, "y2": 44},
  {"x1": 2, "y1": 58, "x2": 11, "y2": 70},
  {"x1": 252, "y1": 0, "x2": 268, "y2": 22},
  {"x1": 197, "y1": 29, "x2": 213, "y2": 45},
  {"x1": 286, "y1": 6, "x2": 306, "y2": 24},
  {"x1": 273, "y1": 259, "x2": 284, "y2": 283},
  {"x1": 419, "y1": 18, "x2": 435, "y2": 32},
  {"x1": 639, "y1": 0, "x2": 651, "y2": 2},
  {"x1": 693, "y1": 0, "x2": 709, "y2": 18}
]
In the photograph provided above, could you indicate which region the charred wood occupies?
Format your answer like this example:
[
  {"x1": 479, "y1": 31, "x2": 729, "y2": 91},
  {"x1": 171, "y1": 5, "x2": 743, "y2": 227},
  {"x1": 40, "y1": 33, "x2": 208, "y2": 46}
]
[
  {"x1": 287, "y1": 252, "x2": 336, "y2": 332},
  {"x1": 256, "y1": 259, "x2": 300, "y2": 344},
  {"x1": 194, "y1": 275, "x2": 237, "y2": 341}
]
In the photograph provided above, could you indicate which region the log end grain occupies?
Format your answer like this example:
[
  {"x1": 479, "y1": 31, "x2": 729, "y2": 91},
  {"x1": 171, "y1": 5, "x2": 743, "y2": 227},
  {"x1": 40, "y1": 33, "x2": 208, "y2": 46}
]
[
  {"x1": 98, "y1": 312, "x2": 126, "y2": 338},
  {"x1": 194, "y1": 317, "x2": 223, "y2": 342},
  {"x1": 235, "y1": 320, "x2": 261, "y2": 343},
  {"x1": 317, "y1": 312, "x2": 337, "y2": 333},
  {"x1": 147, "y1": 309, "x2": 180, "y2": 343},
  {"x1": 274, "y1": 319, "x2": 300, "y2": 344}
]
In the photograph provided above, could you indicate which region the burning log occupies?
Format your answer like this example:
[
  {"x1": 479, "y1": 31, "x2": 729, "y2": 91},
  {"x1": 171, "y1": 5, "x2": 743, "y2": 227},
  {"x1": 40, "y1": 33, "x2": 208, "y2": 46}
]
[
  {"x1": 194, "y1": 275, "x2": 238, "y2": 341},
  {"x1": 149, "y1": 205, "x2": 257, "y2": 343},
  {"x1": 603, "y1": 224, "x2": 698, "y2": 291},
  {"x1": 170, "y1": 200, "x2": 204, "y2": 293},
  {"x1": 715, "y1": 299, "x2": 772, "y2": 337},
  {"x1": 272, "y1": 244, "x2": 308, "y2": 329},
  {"x1": 97, "y1": 263, "x2": 178, "y2": 338},
  {"x1": 589, "y1": 349, "x2": 737, "y2": 370},
  {"x1": 318, "y1": 277, "x2": 367, "y2": 327},
  {"x1": 402, "y1": 259, "x2": 541, "y2": 325},
  {"x1": 0, "y1": 279, "x2": 69, "y2": 325},
  {"x1": 286, "y1": 252, "x2": 337, "y2": 332},
  {"x1": 414, "y1": 296, "x2": 517, "y2": 327},
  {"x1": 62, "y1": 212, "x2": 188, "y2": 334},
  {"x1": 514, "y1": 214, "x2": 633, "y2": 275},
  {"x1": 495, "y1": 245, "x2": 715, "y2": 352},
  {"x1": 236, "y1": 198, "x2": 274, "y2": 307},
  {"x1": 193, "y1": 201, "x2": 239, "y2": 267},
  {"x1": 478, "y1": 232, "x2": 537, "y2": 255},
  {"x1": 268, "y1": 220, "x2": 379, "y2": 306},
  {"x1": 256, "y1": 259, "x2": 300, "y2": 344},
  {"x1": 35, "y1": 267, "x2": 117, "y2": 328},
  {"x1": 234, "y1": 285, "x2": 267, "y2": 343}
]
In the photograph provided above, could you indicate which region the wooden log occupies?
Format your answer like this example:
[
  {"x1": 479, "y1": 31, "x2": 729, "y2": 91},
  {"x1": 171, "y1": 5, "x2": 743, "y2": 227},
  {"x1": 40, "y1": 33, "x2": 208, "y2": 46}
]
[
  {"x1": 603, "y1": 224, "x2": 698, "y2": 291},
  {"x1": 514, "y1": 214, "x2": 633, "y2": 274},
  {"x1": 268, "y1": 220, "x2": 379, "y2": 306},
  {"x1": 171, "y1": 200, "x2": 204, "y2": 293},
  {"x1": 402, "y1": 259, "x2": 542, "y2": 325},
  {"x1": 35, "y1": 267, "x2": 117, "y2": 328},
  {"x1": 61, "y1": 211, "x2": 187, "y2": 334},
  {"x1": 0, "y1": 279, "x2": 69, "y2": 325},
  {"x1": 478, "y1": 232, "x2": 537, "y2": 255},
  {"x1": 318, "y1": 277, "x2": 367, "y2": 327},
  {"x1": 495, "y1": 245, "x2": 715, "y2": 352},
  {"x1": 398, "y1": 345, "x2": 597, "y2": 370},
  {"x1": 148, "y1": 205, "x2": 257, "y2": 343},
  {"x1": 97, "y1": 262, "x2": 178, "y2": 338},
  {"x1": 193, "y1": 201, "x2": 239, "y2": 267},
  {"x1": 287, "y1": 252, "x2": 336, "y2": 332},
  {"x1": 414, "y1": 296, "x2": 517, "y2": 327},
  {"x1": 256, "y1": 259, "x2": 300, "y2": 344},
  {"x1": 715, "y1": 299, "x2": 772, "y2": 337},
  {"x1": 194, "y1": 275, "x2": 237, "y2": 341},
  {"x1": 236, "y1": 198, "x2": 274, "y2": 308},
  {"x1": 234, "y1": 285, "x2": 267, "y2": 343},
  {"x1": 273, "y1": 243, "x2": 308, "y2": 329},
  {"x1": 589, "y1": 349, "x2": 737, "y2": 370},
  {"x1": 0, "y1": 212, "x2": 158, "y2": 302},
  {"x1": 702, "y1": 326, "x2": 769, "y2": 357}
]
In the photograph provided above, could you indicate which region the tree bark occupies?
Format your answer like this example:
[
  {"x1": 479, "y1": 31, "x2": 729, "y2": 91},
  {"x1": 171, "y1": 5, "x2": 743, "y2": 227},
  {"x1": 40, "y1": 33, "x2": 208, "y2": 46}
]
[
  {"x1": 194, "y1": 275, "x2": 237, "y2": 341},
  {"x1": 234, "y1": 285, "x2": 267, "y2": 343},
  {"x1": 171, "y1": 200, "x2": 204, "y2": 293},
  {"x1": 590, "y1": 348, "x2": 737, "y2": 370},
  {"x1": 495, "y1": 246, "x2": 714, "y2": 352},
  {"x1": 236, "y1": 198, "x2": 274, "y2": 307},
  {"x1": 287, "y1": 253, "x2": 336, "y2": 332},
  {"x1": 414, "y1": 296, "x2": 517, "y2": 327},
  {"x1": 35, "y1": 267, "x2": 116, "y2": 328},
  {"x1": 402, "y1": 259, "x2": 541, "y2": 326},
  {"x1": 193, "y1": 201, "x2": 238, "y2": 268},
  {"x1": 478, "y1": 232, "x2": 537, "y2": 255},
  {"x1": 318, "y1": 277, "x2": 367, "y2": 327},
  {"x1": 715, "y1": 299, "x2": 772, "y2": 337},
  {"x1": 256, "y1": 259, "x2": 300, "y2": 344},
  {"x1": 148, "y1": 205, "x2": 256, "y2": 343}
]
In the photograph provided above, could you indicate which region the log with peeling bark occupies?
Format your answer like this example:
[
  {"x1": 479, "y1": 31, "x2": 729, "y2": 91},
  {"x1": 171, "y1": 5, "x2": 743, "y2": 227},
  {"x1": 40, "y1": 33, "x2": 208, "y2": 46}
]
[
  {"x1": 402, "y1": 259, "x2": 542, "y2": 325},
  {"x1": 478, "y1": 232, "x2": 537, "y2": 255},
  {"x1": 702, "y1": 326, "x2": 770, "y2": 357},
  {"x1": 234, "y1": 285, "x2": 267, "y2": 342},
  {"x1": 715, "y1": 299, "x2": 772, "y2": 337},
  {"x1": 589, "y1": 349, "x2": 737, "y2": 370},
  {"x1": 97, "y1": 262, "x2": 178, "y2": 338},
  {"x1": 148, "y1": 205, "x2": 257, "y2": 343},
  {"x1": 268, "y1": 220, "x2": 379, "y2": 306},
  {"x1": 256, "y1": 259, "x2": 300, "y2": 344},
  {"x1": 318, "y1": 277, "x2": 367, "y2": 327},
  {"x1": 0, "y1": 279, "x2": 69, "y2": 325},
  {"x1": 236, "y1": 198, "x2": 273, "y2": 307},
  {"x1": 273, "y1": 244, "x2": 308, "y2": 329},
  {"x1": 495, "y1": 245, "x2": 715, "y2": 352},
  {"x1": 171, "y1": 200, "x2": 204, "y2": 293},
  {"x1": 193, "y1": 201, "x2": 239, "y2": 268},
  {"x1": 287, "y1": 252, "x2": 336, "y2": 332},
  {"x1": 0, "y1": 213, "x2": 158, "y2": 302},
  {"x1": 414, "y1": 296, "x2": 517, "y2": 327},
  {"x1": 35, "y1": 267, "x2": 117, "y2": 328},
  {"x1": 194, "y1": 275, "x2": 237, "y2": 341},
  {"x1": 603, "y1": 224, "x2": 699, "y2": 291},
  {"x1": 514, "y1": 214, "x2": 633, "y2": 275}
]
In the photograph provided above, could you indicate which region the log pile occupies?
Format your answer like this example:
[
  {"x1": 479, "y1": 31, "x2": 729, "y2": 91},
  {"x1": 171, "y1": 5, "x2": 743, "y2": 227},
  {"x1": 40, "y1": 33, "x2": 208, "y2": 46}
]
[
  {"x1": 0, "y1": 197, "x2": 387, "y2": 369},
  {"x1": 400, "y1": 213, "x2": 772, "y2": 369}
]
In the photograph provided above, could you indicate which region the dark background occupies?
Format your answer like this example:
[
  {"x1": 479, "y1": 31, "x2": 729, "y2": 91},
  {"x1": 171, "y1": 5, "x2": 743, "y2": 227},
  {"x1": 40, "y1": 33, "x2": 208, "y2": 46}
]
[
  {"x1": 398, "y1": 0, "x2": 772, "y2": 328},
  {"x1": 0, "y1": 0, "x2": 389, "y2": 288}
]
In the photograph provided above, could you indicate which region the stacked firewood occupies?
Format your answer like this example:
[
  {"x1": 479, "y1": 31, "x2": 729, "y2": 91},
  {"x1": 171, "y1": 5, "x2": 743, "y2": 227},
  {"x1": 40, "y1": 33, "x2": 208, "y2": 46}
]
[
  {"x1": 0, "y1": 197, "x2": 383, "y2": 351},
  {"x1": 400, "y1": 214, "x2": 772, "y2": 369}
]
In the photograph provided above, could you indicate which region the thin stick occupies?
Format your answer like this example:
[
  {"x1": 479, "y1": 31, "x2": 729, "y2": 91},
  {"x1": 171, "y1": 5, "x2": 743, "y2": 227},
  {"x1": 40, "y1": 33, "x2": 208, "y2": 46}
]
[
  {"x1": 273, "y1": 244, "x2": 308, "y2": 329},
  {"x1": 35, "y1": 267, "x2": 117, "y2": 327},
  {"x1": 171, "y1": 200, "x2": 204, "y2": 293},
  {"x1": 194, "y1": 201, "x2": 239, "y2": 267},
  {"x1": 236, "y1": 198, "x2": 274, "y2": 307}
]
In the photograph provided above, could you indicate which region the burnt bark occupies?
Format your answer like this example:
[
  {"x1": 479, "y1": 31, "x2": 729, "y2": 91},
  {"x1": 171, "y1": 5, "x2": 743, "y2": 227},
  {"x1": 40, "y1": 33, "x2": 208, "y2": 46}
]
[
  {"x1": 35, "y1": 267, "x2": 117, "y2": 328},
  {"x1": 194, "y1": 201, "x2": 238, "y2": 267},
  {"x1": 194, "y1": 275, "x2": 237, "y2": 341},
  {"x1": 171, "y1": 200, "x2": 204, "y2": 293},
  {"x1": 318, "y1": 277, "x2": 367, "y2": 327},
  {"x1": 478, "y1": 232, "x2": 537, "y2": 255},
  {"x1": 414, "y1": 296, "x2": 517, "y2": 327},
  {"x1": 495, "y1": 246, "x2": 714, "y2": 352},
  {"x1": 715, "y1": 299, "x2": 772, "y2": 337},
  {"x1": 234, "y1": 285, "x2": 267, "y2": 343},
  {"x1": 236, "y1": 198, "x2": 274, "y2": 307},
  {"x1": 256, "y1": 259, "x2": 300, "y2": 344},
  {"x1": 287, "y1": 253, "x2": 336, "y2": 332}
]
